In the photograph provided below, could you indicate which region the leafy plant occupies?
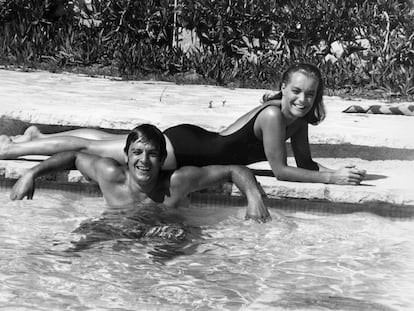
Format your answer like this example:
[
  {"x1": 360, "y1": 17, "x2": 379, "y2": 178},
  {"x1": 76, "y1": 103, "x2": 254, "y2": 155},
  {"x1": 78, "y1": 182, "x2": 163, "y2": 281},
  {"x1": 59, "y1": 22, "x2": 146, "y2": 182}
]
[{"x1": 0, "y1": 0, "x2": 412, "y2": 98}]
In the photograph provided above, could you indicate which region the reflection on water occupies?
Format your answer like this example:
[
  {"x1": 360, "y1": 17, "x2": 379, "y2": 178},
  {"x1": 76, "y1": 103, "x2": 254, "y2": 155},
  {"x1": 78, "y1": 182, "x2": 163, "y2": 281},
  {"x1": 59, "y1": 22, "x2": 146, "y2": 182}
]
[
  {"x1": 0, "y1": 190, "x2": 413, "y2": 310},
  {"x1": 66, "y1": 204, "x2": 198, "y2": 260}
]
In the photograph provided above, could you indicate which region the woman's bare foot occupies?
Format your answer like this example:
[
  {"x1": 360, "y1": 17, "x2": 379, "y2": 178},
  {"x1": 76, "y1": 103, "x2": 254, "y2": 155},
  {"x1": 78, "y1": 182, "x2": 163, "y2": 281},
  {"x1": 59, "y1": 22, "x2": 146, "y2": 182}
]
[
  {"x1": 0, "y1": 135, "x2": 13, "y2": 159},
  {"x1": 10, "y1": 126, "x2": 42, "y2": 143},
  {"x1": 0, "y1": 135, "x2": 12, "y2": 144}
]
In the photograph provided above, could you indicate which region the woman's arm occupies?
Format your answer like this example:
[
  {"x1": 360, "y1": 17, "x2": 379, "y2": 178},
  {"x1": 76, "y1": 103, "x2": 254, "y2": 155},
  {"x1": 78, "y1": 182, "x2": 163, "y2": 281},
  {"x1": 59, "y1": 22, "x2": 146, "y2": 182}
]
[
  {"x1": 258, "y1": 108, "x2": 365, "y2": 184},
  {"x1": 290, "y1": 122, "x2": 366, "y2": 184}
]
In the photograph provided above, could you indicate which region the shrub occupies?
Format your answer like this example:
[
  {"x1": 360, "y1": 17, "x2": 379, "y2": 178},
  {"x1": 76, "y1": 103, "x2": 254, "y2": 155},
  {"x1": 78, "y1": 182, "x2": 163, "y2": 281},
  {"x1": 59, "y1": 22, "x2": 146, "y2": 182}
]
[{"x1": 0, "y1": 0, "x2": 412, "y2": 98}]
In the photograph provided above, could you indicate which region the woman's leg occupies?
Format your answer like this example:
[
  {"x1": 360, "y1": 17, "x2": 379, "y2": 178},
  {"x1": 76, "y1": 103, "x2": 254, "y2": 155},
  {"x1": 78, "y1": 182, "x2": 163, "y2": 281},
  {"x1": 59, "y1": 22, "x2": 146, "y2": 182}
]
[
  {"x1": 0, "y1": 135, "x2": 128, "y2": 163},
  {"x1": 2, "y1": 125, "x2": 179, "y2": 169},
  {"x1": 1, "y1": 132, "x2": 178, "y2": 169},
  {"x1": 11, "y1": 126, "x2": 122, "y2": 143}
]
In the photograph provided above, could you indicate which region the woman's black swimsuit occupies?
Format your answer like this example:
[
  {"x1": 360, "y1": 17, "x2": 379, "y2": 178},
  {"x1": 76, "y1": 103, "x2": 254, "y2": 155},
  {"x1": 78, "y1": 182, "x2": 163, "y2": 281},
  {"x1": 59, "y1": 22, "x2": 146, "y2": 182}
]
[{"x1": 164, "y1": 106, "x2": 269, "y2": 167}]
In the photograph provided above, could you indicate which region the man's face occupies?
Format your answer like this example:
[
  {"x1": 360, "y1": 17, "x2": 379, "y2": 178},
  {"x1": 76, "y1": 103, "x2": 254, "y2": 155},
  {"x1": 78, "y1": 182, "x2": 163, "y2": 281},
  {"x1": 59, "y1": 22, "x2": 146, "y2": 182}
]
[{"x1": 126, "y1": 137, "x2": 163, "y2": 185}]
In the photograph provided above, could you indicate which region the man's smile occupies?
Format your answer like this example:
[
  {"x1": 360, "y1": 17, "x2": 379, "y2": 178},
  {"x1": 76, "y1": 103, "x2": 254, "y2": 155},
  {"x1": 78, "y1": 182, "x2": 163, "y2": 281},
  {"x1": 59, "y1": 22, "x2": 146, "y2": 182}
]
[{"x1": 136, "y1": 164, "x2": 151, "y2": 171}]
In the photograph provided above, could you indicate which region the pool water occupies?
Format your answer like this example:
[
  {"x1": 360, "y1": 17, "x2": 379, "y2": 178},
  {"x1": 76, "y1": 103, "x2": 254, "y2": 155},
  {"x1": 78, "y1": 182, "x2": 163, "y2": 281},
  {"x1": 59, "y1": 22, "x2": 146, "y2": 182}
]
[{"x1": 0, "y1": 189, "x2": 413, "y2": 310}]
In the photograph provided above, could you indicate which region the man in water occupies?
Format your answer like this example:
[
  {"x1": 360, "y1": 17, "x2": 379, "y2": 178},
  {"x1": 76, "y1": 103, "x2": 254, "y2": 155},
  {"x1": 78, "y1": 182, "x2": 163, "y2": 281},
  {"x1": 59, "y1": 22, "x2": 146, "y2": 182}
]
[{"x1": 10, "y1": 123, "x2": 271, "y2": 223}]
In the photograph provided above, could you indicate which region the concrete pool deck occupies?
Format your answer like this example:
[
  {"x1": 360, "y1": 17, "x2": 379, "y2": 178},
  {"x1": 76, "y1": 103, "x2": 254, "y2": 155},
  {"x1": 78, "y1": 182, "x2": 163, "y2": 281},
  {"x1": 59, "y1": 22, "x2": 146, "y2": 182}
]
[{"x1": 0, "y1": 68, "x2": 413, "y2": 207}]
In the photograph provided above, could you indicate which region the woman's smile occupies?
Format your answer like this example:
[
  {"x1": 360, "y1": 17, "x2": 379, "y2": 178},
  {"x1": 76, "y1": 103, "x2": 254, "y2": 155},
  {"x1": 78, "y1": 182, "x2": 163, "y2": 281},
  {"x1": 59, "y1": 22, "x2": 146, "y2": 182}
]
[{"x1": 281, "y1": 71, "x2": 318, "y2": 119}]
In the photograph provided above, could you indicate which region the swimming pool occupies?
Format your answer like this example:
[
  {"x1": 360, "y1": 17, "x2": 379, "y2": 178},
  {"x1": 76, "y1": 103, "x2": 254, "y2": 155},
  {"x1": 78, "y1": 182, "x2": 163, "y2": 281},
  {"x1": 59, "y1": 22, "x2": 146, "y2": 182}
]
[{"x1": 0, "y1": 188, "x2": 413, "y2": 310}]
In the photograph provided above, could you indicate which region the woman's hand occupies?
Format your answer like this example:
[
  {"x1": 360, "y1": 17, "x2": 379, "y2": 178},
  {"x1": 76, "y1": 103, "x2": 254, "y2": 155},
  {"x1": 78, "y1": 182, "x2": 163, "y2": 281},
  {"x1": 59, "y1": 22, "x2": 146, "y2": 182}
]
[
  {"x1": 10, "y1": 172, "x2": 35, "y2": 200},
  {"x1": 329, "y1": 165, "x2": 366, "y2": 185}
]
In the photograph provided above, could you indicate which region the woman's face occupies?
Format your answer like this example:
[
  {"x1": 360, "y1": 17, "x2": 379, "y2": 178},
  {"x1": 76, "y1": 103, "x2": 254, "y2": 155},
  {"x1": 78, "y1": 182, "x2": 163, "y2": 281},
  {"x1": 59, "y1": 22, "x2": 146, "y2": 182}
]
[{"x1": 281, "y1": 72, "x2": 319, "y2": 120}]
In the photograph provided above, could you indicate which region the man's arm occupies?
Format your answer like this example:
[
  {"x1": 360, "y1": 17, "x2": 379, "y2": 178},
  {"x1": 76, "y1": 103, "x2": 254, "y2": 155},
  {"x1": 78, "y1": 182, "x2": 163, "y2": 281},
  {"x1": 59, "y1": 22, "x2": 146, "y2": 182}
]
[
  {"x1": 171, "y1": 165, "x2": 271, "y2": 223},
  {"x1": 10, "y1": 151, "x2": 102, "y2": 200}
]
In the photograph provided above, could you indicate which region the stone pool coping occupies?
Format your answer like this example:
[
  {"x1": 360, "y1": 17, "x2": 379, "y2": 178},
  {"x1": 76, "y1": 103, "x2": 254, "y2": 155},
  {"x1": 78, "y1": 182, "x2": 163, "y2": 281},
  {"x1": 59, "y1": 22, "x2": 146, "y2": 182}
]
[{"x1": 0, "y1": 68, "x2": 413, "y2": 207}]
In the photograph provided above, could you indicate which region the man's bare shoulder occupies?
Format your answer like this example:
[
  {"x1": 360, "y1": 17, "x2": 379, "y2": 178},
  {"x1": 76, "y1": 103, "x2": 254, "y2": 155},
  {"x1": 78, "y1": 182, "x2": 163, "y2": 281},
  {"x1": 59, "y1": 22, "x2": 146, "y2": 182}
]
[{"x1": 94, "y1": 157, "x2": 126, "y2": 183}]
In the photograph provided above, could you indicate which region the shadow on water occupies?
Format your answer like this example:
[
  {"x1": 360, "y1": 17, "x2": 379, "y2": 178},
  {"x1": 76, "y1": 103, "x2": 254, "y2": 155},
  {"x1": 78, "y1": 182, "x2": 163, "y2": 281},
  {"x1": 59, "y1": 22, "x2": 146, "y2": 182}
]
[
  {"x1": 189, "y1": 193, "x2": 414, "y2": 219},
  {"x1": 49, "y1": 203, "x2": 202, "y2": 263}
]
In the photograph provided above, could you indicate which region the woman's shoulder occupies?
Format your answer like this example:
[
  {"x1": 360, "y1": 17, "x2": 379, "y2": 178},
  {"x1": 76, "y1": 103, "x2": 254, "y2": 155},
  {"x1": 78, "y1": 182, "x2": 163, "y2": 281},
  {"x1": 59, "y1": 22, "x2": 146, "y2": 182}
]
[
  {"x1": 220, "y1": 102, "x2": 282, "y2": 136},
  {"x1": 257, "y1": 104, "x2": 283, "y2": 120},
  {"x1": 253, "y1": 104, "x2": 286, "y2": 133}
]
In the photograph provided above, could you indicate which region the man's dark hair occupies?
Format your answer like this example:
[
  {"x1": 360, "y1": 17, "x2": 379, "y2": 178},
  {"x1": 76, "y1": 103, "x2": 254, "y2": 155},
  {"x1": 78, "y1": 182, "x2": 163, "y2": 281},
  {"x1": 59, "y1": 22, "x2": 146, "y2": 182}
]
[{"x1": 123, "y1": 124, "x2": 167, "y2": 161}]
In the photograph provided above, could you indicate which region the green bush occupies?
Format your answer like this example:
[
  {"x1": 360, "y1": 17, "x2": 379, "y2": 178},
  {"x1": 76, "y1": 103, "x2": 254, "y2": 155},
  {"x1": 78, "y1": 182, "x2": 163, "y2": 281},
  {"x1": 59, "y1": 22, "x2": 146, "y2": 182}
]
[
  {"x1": 179, "y1": 0, "x2": 413, "y2": 97},
  {"x1": 0, "y1": 0, "x2": 412, "y2": 98}
]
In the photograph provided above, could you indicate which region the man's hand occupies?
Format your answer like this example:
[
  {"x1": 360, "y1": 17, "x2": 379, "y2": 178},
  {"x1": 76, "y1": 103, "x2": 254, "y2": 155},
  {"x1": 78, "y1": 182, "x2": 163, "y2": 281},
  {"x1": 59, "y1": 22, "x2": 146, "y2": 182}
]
[
  {"x1": 10, "y1": 172, "x2": 35, "y2": 200},
  {"x1": 245, "y1": 199, "x2": 272, "y2": 223}
]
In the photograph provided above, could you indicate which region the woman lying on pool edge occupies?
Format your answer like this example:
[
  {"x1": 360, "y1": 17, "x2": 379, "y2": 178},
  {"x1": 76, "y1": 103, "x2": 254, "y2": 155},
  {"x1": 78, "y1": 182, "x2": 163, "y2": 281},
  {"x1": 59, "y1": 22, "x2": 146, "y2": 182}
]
[{"x1": 0, "y1": 63, "x2": 366, "y2": 185}]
